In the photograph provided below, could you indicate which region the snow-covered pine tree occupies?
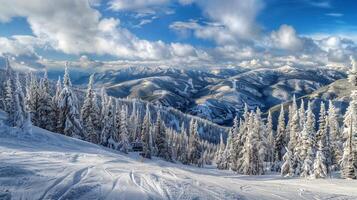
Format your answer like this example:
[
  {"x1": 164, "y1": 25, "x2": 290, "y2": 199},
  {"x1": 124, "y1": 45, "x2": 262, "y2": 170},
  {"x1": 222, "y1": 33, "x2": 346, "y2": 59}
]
[
  {"x1": 316, "y1": 102, "x2": 332, "y2": 175},
  {"x1": 25, "y1": 73, "x2": 41, "y2": 126},
  {"x1": 38, "y1": 70, "x2": 55, "y2": 131},
  {"x1": 118, "y1": 105, "x2": 130, "y2": 153},
  {"x1": 222, "y1": 125, "x2": 234, "y2": 170},
  {"x1": 273, "y1": 104, "x2": 286, "y2": 171},
  {"x1": 230, "y1": 116, "x2": 240, "y2": 171},
  {"x1": 254, "y1": 108, "x2": 267, "y2": 173},
  {"x1": 141, "y1": 104, "x2": 152, "y2": 158},
  {"x1": 327, "y1": 100, "x2": 342, "y2": 170},
  {"x1": 313, "y1": 140, "x2": 328, "y2": 178},
  {"x1": 299, "y1": 99, "x2": 306, "y2": 130},
  {"x1": 178, "y1": 123, "x2": 189, "y2": 164},
  {"x1": 240, "y1": 112, "x2": 264, "y2": 175},
  {"x1": 281, "y1": 148, "x2": 294, "y2": 177},
  {"x1": 52, "y1": 77, "x2": 62, "y2": 133},
  {"x1": 216, "y1": 133, "x2": 226, "y2": 169},
  {"x1": 154, "y1": 112, "x2": 171, "y2": 161},
  {"x1": 58, "y1": 64, "x2": 84, "y2": 139},
  {"x1": 300, "y1": 101, "x2": 316, "y2": 178},
  {"x1": 4, "y1": 78, "x2": 15, "y2": 125},
  {"x1": 100, "y1": 87, "x2": 109, "y2": 130},
  {"x1": 188, "y1": 119, "x2": 203, "y2": 167},
  {"x1": 13, "y1": 73, "x2": 26, "y2": 128},
  {"x1": 102, "y1": 97, "x2": 116, "y2": 148},
  {"x1": 81, "y1": 74, "x2": 100, "y2": 143},
  {"x1": 341, "y1": 90, "x2": 357, "y2": 179},
  {"x1": 266, "y1": 111, "x2": 275, "y2": 165}
]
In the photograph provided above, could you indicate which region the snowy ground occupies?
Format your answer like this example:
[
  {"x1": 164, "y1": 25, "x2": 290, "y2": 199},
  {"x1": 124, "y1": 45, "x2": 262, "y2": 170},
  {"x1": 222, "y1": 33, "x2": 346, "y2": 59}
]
[{"x1": 1, "y1": 114, "x2": 357, "y2": 199}]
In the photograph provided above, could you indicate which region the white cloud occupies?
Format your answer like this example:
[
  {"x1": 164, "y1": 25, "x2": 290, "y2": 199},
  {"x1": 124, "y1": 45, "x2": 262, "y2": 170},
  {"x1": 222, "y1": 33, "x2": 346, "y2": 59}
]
[
  {"x1": 326, "y1": 13, "x2": 343, "y2": 17},
  {"x1": 108, "y1": 0, "x2": 169, "y2": 11},
  {"x1": 178, "y1": 0, "x2": 264, "y2": 42},
  {"x1": 270, "y1": 25, "x2": 303, "y2": 51}
]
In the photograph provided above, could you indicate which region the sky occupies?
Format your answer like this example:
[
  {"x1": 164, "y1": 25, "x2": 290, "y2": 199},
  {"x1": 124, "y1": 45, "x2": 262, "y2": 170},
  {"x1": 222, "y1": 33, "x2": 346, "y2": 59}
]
[{"x1": 0, "y1": 0, "x2": 357, "y2": 70}]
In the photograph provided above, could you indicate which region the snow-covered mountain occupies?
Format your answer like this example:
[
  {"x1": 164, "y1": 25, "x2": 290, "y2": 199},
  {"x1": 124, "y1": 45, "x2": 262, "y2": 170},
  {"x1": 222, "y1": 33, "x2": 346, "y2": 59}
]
[
  {"x1": 1, "y1": 111, "x2": 357, "y2": 200},
  {"x1": 74, "y1": 66, "x2": 345, "y2": 125}
]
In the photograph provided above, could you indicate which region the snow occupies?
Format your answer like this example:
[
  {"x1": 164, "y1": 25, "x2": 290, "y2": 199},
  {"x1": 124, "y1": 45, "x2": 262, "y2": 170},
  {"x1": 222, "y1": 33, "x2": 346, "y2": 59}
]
[{"x1": 1, "y1": 112, "x2": 357, "y2": 199}]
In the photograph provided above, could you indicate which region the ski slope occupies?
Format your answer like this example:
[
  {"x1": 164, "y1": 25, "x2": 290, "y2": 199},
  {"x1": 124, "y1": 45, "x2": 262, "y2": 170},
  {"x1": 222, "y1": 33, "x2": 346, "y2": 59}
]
[{"x1": 1, "y1": 112, "x2": 357, "y2": 200}]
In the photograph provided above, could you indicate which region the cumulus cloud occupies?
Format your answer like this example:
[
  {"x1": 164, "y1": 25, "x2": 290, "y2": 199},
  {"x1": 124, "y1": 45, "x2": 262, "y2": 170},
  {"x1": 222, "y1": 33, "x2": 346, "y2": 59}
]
[
  {"x1": 0, "y1": 0, "x2": 356, "y2": 71},
  {"x1": 270, "y1": 25, "x2": 303, "y2": 51}
]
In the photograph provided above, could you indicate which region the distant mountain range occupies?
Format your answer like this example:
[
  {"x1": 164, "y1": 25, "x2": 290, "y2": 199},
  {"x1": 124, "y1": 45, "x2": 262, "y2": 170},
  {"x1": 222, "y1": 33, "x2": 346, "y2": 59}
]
[{"x1": 72, "y1": 66, "x2": 346, "y2": 126}]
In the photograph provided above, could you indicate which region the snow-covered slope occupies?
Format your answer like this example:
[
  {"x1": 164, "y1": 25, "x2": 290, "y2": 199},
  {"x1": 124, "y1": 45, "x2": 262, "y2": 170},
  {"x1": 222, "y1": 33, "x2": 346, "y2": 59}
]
[{"x1": 1, "y1": 111, "x2": 357, "y2": 200}]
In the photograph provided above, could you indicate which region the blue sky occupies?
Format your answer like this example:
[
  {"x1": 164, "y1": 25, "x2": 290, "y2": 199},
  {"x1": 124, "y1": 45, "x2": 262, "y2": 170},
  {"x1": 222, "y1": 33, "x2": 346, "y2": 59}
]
[{"x1": 0, "y1": 0, "x2": 356, "y2": 70}]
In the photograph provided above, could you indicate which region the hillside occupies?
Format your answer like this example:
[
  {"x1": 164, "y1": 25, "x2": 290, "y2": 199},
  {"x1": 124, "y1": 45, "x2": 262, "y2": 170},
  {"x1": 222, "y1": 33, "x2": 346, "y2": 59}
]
[
  {"x1": 74, "y1": 66, "x2": 345, "y2": 125},
  {"x1": 1, "y1": 111, "x2": 357, "y2": 200}
]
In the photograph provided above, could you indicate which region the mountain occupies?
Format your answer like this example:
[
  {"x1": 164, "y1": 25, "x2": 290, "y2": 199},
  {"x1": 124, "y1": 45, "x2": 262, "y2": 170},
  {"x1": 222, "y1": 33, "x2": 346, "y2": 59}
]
[
  {"x1": 268, "y1": 78, "x2": 354, "y2": 124},
  {"x1": 1, "y1": 110, "x2": 357, "y2": 200},
  {"x1": 74, "y1": 66, "x2": 346, "y2": 125}
]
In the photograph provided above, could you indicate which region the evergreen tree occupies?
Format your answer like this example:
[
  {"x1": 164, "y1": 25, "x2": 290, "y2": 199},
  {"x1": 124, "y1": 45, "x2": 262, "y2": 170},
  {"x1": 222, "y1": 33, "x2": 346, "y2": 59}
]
[
  {"x1": 4, "y1": 78, "x2": 15, "y2": 125},
  {"x1": 25, "y1": 73, "x2": 41, "y2": 126},
  {"x1": 81, "y1": 74, "x2": 100, "y2": 143},
  {"x1": 327, "y1": 100, "x2": 342, "y2": 169},
  {"x1": 13, "y1": 73, "x2": 26, "y2": 128},
  {"x1": 102, "y1": 97, "x2": 115, "y2": 148},
  {"x1": 216, "y1": 133, "x2": 226, "y2": 169},
  {"x1": 341, "y1": 90, "x2": 357, "y2": 179},
  {"x1": 118, "y1": 105, "x2": 130, "y2": 153},
  {"x1": 52, "y1": 77, "x2": 62, "y2": 133},
  {"x1": 273, "y1": 104, "x2": 286, "y2": 171},
  {"x1": 58, "y1": 65, "x2": 84, "y2": 139},
  {"x1": 300, "y1": 101, "x2": 315, "y2": 178},
  {"x1": 188, "y1": 119, "x2": 203, "y2": 167},
  {"x1": 266, "y1": 111, "x2": 275, "y2": 164},
  {"x1": 141, "y1": 105, "x2": 152, "y2": 158},
  {"x1": 38, "y1": 70, "x2": 55, "y2": 131},
  {"x1": 230, "y1": 116, "x2": 240, "y2": 171},
  {"x1": 316, "y1": 102, "x2": 332, "y2": 174},
  {"x1": 154, "y1": 112, "x2": 171, "y2": 160},
  {"x1": 313, "y1": 140, "x2": 328, "y2": 178},
  {"x1": 281, "y1": 148, "x2": 294, "y2": 177}
]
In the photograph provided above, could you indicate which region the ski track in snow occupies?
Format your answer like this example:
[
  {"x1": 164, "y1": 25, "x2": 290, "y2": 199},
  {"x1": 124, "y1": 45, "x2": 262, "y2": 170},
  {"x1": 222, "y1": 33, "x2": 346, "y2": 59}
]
[{"x1": 1, "y1": 124, "x2": 357, "y2": 199}]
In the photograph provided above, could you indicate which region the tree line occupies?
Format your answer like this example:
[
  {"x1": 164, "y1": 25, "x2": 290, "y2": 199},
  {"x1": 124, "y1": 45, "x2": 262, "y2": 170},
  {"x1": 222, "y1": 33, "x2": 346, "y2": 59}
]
[
  {"x1": 215, "y1": 64, "x2": 357, "y2": 179},
  {"x1": 1, "y1": 61, "x2": 217, "y2": 167}
]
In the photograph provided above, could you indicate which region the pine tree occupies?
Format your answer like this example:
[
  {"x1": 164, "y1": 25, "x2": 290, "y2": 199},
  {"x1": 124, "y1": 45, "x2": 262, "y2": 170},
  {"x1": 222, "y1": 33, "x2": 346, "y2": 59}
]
[
  {"x1": 313, "y1": 140, "x2": 328, "y2": 178},
  {"x1": 281, "y1": 148, "x2": 294, "y2": 177},
  {"x1": 13, "y1": 73, "x2": 26, "y2": 128},
  {"x1": 58, "y1": 65, "x2": 84, "y2": 139},
  {"x1": 81, "y1": 74, "x2": 100, "y2": 143},
  {"x1": 102, "y1": 97, "x2": 116, "y2": 148},
  {"x1": 178, "y1": 123, "x2": 189, "y2": 164},
  {"x1": 266, "y1": 111, "x2": 275, "y2": 164},
  {"x1": 316, "y1": 102, "x2": 331, "y2": 174},
  {"x1": 240, "y1": 112, "x2": 263, "y2": 175},
  {"x1": 327, "y1": 100, "x2": 342, "y2": 170},
  {"x1": 341, "y1": 90, "x2": 357, "y2": 179},
  {"x1": 216, "y1": 133, "x2": 226, "y2": 169},
  {"x1": 4, "y1": 78, "x2": 15, "y2": 125},
  {"x1": 230, "y1": 116, "x2": 240, "y2": 171},
  {"x1": 300, "y1": 101, "x2": 315, "y2": 178},
  {"x1": 154, "y1": 112, "x2": 171, "y2": 160},
  {"x1": 273, "y1": 104, "x2": 286, "y2": 171},
  {"x1": 38, "y1": 70, "x2": 55, "y2": 131},
  {"x1": 52, "y1": 77, "x2": 62, "y2": 133},
  {"x1": 188, "y1": 119, "x2": 203, "y2": 167},
  {"x1": 141, "y1": 104, "x2": 152, "y2": 158},
  {"x1": 118, "y1": 105, "x2": 130, "y2": 153},
  {"x1": 299, "y1": 99, "x2": 306, "y2": 130},
  {"x1": 25, "y1": 73, "x2": 41, "y2": 126}
]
